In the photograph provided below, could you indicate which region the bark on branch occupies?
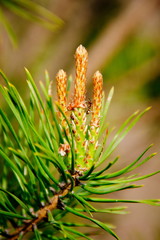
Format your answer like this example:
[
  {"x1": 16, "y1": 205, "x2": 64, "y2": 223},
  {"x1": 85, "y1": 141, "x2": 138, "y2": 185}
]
[{"x1": 6, "y1": 175, "x2": 79, "y2": 240}]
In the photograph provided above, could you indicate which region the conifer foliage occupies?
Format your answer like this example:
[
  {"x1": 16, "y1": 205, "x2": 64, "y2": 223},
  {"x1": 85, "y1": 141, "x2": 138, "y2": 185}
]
[{"x1": 0, "y1": 45, "x2": 159, "y2": 239}]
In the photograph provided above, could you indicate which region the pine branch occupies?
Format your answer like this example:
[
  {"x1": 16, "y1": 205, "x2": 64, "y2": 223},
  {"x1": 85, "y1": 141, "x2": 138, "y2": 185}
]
[
  {"x1": 7, "y1": 173, "x2": 80, "y2": 240},
  {"x1": 0, "y1": 45, "x2": 159, "y2": 240}
]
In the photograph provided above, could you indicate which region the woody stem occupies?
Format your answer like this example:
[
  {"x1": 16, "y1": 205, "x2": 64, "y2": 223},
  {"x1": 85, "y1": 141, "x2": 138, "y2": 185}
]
[{"x1": 6, "y1": 174, "x2": 80, "y2": 240}]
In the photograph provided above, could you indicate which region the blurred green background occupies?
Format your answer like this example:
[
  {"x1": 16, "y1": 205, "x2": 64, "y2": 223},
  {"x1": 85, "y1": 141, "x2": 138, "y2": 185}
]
[{"x1": 0, "y1": 0, "x2": 160, "y2": 239}]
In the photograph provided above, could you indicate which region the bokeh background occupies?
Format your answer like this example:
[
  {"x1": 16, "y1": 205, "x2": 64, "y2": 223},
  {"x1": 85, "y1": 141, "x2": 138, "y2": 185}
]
[{"x1": 0, "y1": 0, "x2": 160, "y2": 239}]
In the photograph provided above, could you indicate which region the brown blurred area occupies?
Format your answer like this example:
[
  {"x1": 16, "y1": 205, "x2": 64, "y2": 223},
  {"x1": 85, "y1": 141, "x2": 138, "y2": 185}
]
[{"x1": 0, "y1": 0, "x2": 160, "y2": 239}]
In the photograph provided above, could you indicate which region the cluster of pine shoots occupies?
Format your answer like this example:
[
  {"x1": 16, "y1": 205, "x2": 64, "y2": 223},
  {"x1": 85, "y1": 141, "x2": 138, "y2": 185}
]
[{"x1": 56, "y1": 45, "x2": 103, "y2": 174}]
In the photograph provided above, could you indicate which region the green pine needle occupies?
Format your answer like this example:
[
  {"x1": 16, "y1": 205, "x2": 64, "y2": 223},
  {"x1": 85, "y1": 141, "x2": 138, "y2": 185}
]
[{"x1": 0, "y1": 64, "x2": 159, "y2": 240}]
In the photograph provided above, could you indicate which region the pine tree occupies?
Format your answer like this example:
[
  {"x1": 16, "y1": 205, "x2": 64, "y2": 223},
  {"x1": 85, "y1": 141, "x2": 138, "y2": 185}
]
[{"x1": 0, "y1": 45, "x2": 159, "y2": 240}]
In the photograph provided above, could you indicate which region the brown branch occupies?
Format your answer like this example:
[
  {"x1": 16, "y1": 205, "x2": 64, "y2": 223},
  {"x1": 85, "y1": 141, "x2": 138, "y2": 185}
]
[
  {"x1": 8, "y1": 195, "x2": 59, "y2": 240},
  {"x1": 7, "y1": 175, "x2": 79, "y2": 240}
]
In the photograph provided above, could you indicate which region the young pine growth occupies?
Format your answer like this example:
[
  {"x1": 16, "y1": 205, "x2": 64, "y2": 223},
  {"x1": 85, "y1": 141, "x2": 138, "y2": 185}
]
[
  {"x1": 0, "y1": 45, "x2": 159, "y2": 240},
  {"x1": 57, "y1": 45, "x2": 103, "y2": 173}
]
